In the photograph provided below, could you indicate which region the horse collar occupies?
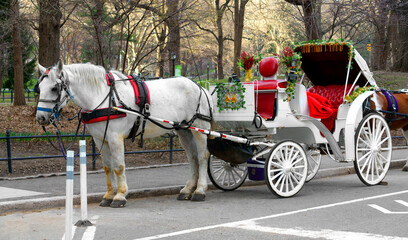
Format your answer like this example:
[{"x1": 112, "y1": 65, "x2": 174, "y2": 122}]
[{"x1": 380, "y1": 89, "x2": 399, "y2": 112}]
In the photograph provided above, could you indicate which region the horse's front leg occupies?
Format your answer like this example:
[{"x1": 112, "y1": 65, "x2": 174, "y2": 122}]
[
  {"x1": 93, "y1": 138, "x2": 116, "y2": 207},
  {"x1": 108, "y1": 135, "x2": 128, "y2": 208}
]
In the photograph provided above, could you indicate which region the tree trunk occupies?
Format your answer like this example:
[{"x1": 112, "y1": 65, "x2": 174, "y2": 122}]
[
  {"x1": 38, "y1": 0, "x2": 61, "y2": 67},
  {"x1": 167, "y1": 0, "x2": 180, "y2": 76},
  {"x1": 216, "y1": 2, "x2": 225, "y2": 80},
  {"x1": 11, "y1": 0, "x2": 25, "y2": 106},
  {"x1": 91, "y1": 0, "x2": 106, "y2": 68},
  {"x1": 302, "y1": 0, "x2": 321, "y2": 40},
  {"x1": 392, "y1": 0, "x2": 408, "y2": 71},
  {"x1": 233, "y1": 0, "x2": 249, "y2": 77},
  {"x1": 155, "y1": 27, "x2": 166, "y2": 78}
]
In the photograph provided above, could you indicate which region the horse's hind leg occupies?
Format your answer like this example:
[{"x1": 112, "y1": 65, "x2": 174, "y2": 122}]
[
  {"x1": 190, "y1": 131, "x2": 210, "y2": 201},
  {"x1": 176, "y1": 129, "x2": 209, "y2": 201},
  {"x1": 93, "y1": 138, "x2": 116, "y2": 207},
  {"x1": 108, "y1": 136, "x2": 128, "y2": 208},
  {"x1": 402, "y1": 128, "x2": 408, "y2": 171},
  {"x1": 176, "y1": 130, "x2": 198, "y2": 200}
]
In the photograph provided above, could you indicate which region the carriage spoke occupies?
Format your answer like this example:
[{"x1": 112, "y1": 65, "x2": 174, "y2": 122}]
[
  {"x1": 358, "y1": 138, "x2": 371, "y2": 148},
  {"x1": 279, "y1": 175, "x2": 286, "y2": 192},
  {"x1": 269, "y1": 160, "x2": 283, "y2": 168},
  {"x1": 376, "y1": 136, "x2": 390, "y2": 147},
  {"x1": 362, "y1": 128, "x2": 371, "y2": 142},
  {"x1": 360, "y1": 154, "x2": 372, "y2": 173},
  {"x1": 357, "y1": 151, "x2": 371, "y2": 164},
  {"x1": 290, "y1": 173, "x2": 300, "y2": 185},
  {"x1": 375, "y1": 125, "x2": 386, "y2": 143},
  {"x1": 288, "y1": 174, "x2": 295, "y2": 190},
  {"x1": 364, "y1": 156, "x2": 373, "y2": 180},
  {"x1": 271, "y1": 170, "x2": 283, "y2": 181},
  {"x1": 291, "y1": 155, "x2": 303, "y2": 167}
]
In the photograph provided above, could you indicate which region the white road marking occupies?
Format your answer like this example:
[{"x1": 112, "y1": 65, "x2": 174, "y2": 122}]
[
  {"x1": 61, "y1": 215, "x2": 99, "y2": 240},
  {"x1": 368, "y1": 199, "x2": 408, "y2": 214},
  {"x1": 61, "y1": 226, "x2": 76, "y2": 240},
  {"x1": 0, "y1": 186, "x2": 47, "y2": 200},
  {"x1": 133, "y1": 189, "x2": 408, "y2": 240},
  {"x1": 395, "y1": 200, "x2": 408, "y2": 208},
  {"x1": 229, "y1": 220, "x2": 408, "y2": 240},
  {"x1": 81, "y1": 215, "x2": 99, "y2": 240}
]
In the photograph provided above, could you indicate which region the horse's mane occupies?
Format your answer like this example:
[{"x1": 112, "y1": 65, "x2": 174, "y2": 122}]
[
  {"x1": 65, "y1": 63, "x2": 107, "y2": 90},
  {"x1": 65, "y1": 63, "x2": 128, "y2": 92}
]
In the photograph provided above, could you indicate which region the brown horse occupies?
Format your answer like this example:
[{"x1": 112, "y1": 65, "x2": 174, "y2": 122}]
[{"x1": 371, "y1": 90, "x2": 408, "y2": 171}]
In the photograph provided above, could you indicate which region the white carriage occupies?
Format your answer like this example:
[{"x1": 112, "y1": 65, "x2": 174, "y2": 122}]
[{"x1": 207, "y1": 41, "x2": 392, "y2": 197}]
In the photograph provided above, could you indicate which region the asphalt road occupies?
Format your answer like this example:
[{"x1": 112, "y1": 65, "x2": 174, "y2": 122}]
[{"x1": 1, "y1": 168, "x2": 407, "y2": 240}]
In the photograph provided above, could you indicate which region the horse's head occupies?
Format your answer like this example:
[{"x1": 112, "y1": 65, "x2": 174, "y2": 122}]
[{"x1": 36, "y1": 61, "x2": 71, "y2": 125}]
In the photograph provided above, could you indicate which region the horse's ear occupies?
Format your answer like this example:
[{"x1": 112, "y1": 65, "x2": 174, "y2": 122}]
[
  {"x1": 56, "y1": 60, "x2": 64, "y2": 75},
  {"x1": 38, "y1": 63, "x2": 46, "y2": 75}
]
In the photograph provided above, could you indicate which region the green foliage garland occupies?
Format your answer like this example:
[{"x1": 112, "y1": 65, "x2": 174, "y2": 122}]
[
  {"x1": 294, "y1": 39, "x2": 355, "y2": 69},
  {"x1": 345, "y1": 86, "x2": 374, "y2": 103},
  {"x1": 215, "y1": 82, "x2": 246, "y2": 112}
]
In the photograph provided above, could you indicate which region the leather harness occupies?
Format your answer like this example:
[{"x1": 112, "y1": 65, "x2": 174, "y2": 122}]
[{"x1": 81, "y1": 72, "x2": 150, "y2": 142}]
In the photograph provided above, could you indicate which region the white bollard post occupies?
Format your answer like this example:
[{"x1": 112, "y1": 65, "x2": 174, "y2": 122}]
[
  {"x1": 65, "y1": 150, "x2": 74, "y2": 240},
  {"x1": 75, "y1": 140, "x2": 92, "y2": 227}
]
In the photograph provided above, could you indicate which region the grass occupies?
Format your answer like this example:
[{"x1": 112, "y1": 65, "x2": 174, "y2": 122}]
[{"x1": 373, "y1": 71, "x2": 408, "y2": 90}]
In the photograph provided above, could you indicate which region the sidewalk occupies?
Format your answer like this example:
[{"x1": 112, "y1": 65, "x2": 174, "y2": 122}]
[{"x1": 1, "y1": 148, "x2": 407, "y2": 215}]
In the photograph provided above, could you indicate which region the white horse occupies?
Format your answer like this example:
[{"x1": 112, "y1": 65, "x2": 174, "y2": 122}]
[{"x1": 36, "y1": 61, "x2": 213, "y2": 207}]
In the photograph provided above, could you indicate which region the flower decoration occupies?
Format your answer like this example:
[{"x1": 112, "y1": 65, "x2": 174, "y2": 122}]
[
  {"x1": 276, "y1": 47, "x2": 302, "y2": 101},
  {"x1": 345, "y1": 86, "x2": 374, "y2": 103},
  {"x1": 237, "y1": 51, "x2": 260, "y2": 71},
  {"x1": 278, "y1": 46, "x2": 302, "y2": 75}
]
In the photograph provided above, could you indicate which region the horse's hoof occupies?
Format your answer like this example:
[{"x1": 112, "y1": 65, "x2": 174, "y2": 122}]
[
  {"x1": 99, "y1": 198, "x2": 113, "y2": 207},
  {"x1": 191, "y1": 193, "x2": 206, "y2": 201},
  {"x1": 177, "y1": 193, "x2": 192, "y2": 201},
  {"x1": 402, "y1": 165, "x2": 408, "y2": 172},
  {"x1": 110, "y1": 199, "x2": 127, "y2": 208}
]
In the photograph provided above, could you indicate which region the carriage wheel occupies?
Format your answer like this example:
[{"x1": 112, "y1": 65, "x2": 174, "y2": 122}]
[
  {"x1": 265, "y1": 140, "x2": 308, "y2": 197},
  {"x1": 208, "y1": 155, "x2": 248, "y2": 191},
  {"x1": 354, "y1": 113, "x2": 392, "y2": 186},
  {"x1": 306, "y1": 149, "x2": 321, "y2": 182}
]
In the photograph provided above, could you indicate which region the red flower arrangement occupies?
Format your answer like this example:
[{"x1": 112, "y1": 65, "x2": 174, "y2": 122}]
[{"x1": 237, "y1": 51, "x2": 260, "y2": 71}]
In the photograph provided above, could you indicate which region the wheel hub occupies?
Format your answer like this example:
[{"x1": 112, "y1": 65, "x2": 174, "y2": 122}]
[{"x1": 283, "y1": 163, "x2": 292, "y2": 175}]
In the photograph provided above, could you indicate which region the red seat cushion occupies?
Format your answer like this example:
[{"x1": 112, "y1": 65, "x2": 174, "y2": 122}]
[
  {"x1": 244, "y1": 80, "x2": 286, "y2": 119},
  {"x1": 307, "y1": 84, "x2": 355, "y2": 110},
  {"x1": 307, "y1": 84, "x2": 356, "y2": 131}
]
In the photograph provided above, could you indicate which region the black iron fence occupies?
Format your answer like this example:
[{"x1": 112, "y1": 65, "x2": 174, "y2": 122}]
[
  {"x1": 0, "y1": 89, "x2": 37, "y2": 103},
  {"x1": 0, "y1": 129, "x2": 183, "y2": 174}
]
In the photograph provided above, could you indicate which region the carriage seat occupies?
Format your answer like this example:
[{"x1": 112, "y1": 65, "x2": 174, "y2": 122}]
[
  {"x1": 244, "y1": 80, "x2": 286, "y2": 120},
  {"x1": 307, "y1": 84, "x2": 356, "y2": 131}
]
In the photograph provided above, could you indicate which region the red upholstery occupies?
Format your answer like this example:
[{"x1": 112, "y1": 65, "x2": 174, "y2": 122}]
[
  {"x1": 307, "y1": 84, "x2": 355, "y2": 109},
  {"x1": 244, "y1": 80, "x2": 284, "y2": 119},
  {"x1": 307, "y1": 84, "x2": 356, "y2": 131}
]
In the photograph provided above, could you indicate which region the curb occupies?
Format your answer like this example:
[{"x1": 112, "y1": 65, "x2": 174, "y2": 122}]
[{"x1": 0, "y1": 159, "x2": 406, "y2": 215}]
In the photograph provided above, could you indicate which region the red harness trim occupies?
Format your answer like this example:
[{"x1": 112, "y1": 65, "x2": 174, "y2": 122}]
[
  {"x1": 82, "y1": 73, "x2": 150, "y2": 124},
  {"x1": 81, "y1": 107, "x2": 126, "y2": 124},
  {"x1": 82, "y1": 114, "x2": 127, "y2": 124},
  {"x1": 105, "y1": 72, "x2": 114, "y2": 86},
  {"x1": 127, "y1": 75, "x2": 151, "y2": 105}
]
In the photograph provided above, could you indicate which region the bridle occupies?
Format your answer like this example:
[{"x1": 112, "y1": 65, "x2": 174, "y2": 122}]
[
  {"x1": 35, "y1": 67, "x2": 83, "y2": 160},
  {"x1": 35, "y1": 68, "x2": 73, "y2": 125}
]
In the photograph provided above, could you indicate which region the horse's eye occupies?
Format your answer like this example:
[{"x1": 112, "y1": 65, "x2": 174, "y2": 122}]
[{"x1": 51, "y1": 87, "x2": 58, "y2": 92}]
